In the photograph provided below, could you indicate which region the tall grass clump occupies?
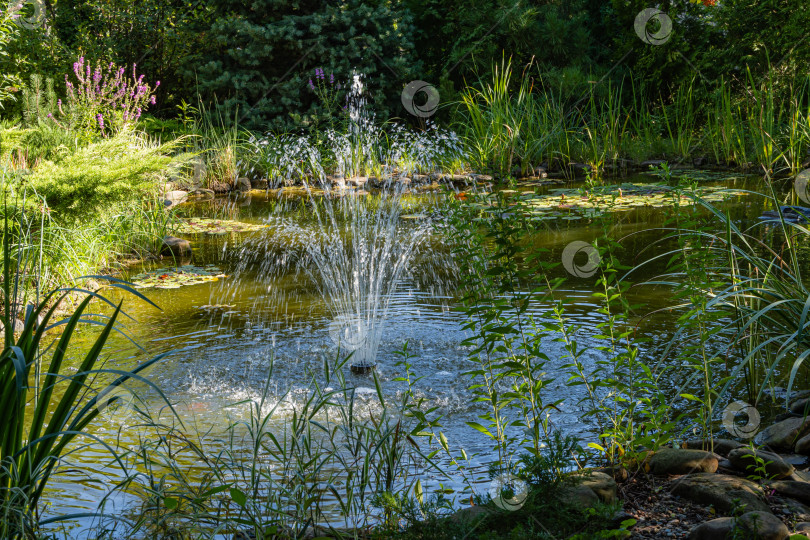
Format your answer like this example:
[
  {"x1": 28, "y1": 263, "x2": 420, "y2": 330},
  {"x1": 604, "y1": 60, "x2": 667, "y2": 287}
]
[
  {"x1": 107, "y1": 349, "x2": 445, "y2": 538},
  {"x1": 632, "y1": 177, "x2": 810, "y2": 415},
  {"x1": 1, "y1": 179, "x2": 170, "y2": 539},
  {"x1": 182, "y1": 103, "x2": 252, "y2": 189},
  {"x1": 458, "y1": 58, "x2": 566, "y2": 177}
]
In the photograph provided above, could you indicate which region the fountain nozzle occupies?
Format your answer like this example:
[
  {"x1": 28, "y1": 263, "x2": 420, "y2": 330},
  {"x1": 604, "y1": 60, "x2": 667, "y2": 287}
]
[{"x1": 350, "y1": 362, "x2": 376, "y2": 375}]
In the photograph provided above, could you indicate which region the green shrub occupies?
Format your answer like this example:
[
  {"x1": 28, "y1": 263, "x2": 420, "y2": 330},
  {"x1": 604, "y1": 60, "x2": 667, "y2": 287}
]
[{"x1": 27, "y1": 129, "x2": 179, "y2": 221}]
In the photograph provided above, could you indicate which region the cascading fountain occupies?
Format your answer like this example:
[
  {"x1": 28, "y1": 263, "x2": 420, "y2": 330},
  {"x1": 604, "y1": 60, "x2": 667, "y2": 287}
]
[
  {"x1": 284, "y1": 184, "x2": 430, "y2": 373},
  {"x1": 231, "y1": 73, "x2": 459, "y2": 374},
  {"x1": 288, "y1": 73, "x2": 432, "y2": 373}
]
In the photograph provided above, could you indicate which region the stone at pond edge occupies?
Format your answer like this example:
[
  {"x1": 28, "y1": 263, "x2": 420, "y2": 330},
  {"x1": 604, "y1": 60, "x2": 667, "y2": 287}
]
[
  {"x1": 164, "y1": 190, "x2": 188, "y2": 208},
  {"x1": 688, "y1": 511, "x2": 789, "y2": 540},
  {"x1": 558, "y1": 484, "x2": 600, "y2": 508},
  {"x1": 756, "y1": 417, "x2": 810, "y2": 451},
  {"x1": 449, "y1": 505, "x2": 495, "y2": 525},
  {"x1": 728, "y1": 447, "x2": 795, "y2": 479},
  {"x1": 687, "y1": 516, "x2": 734, "y2": 539},
  {"x1": 210, "y1": 181, "x2": 230, "y2": 194},
  {"x1": 236, "y1": 177, "x2": 251, "y2": 192},
  {"x1": 737, "y1": 511, "x2": 790, "y2": 540},
  {"x1": 770, "y1": 481, "x2": 810, "y2": 505},
  {"x1": 0, "y1": 318, "x2": 26, "y2": 334},
  {"x1": 796, "y1": 433, "x2": 810, "y2": 455},
  {"x1": 649, "y1": 448, "x2": 719, "y2": 475},
  {"x1": 574, "y1": 470, "x2": 618, "y2": 503},
  {"x1": 595, "y1": 464, "x2": 629, "y2": 482},
  {"x1": 161, "y1": 236, "x2": 192, "y2": 258},
  {"x1": 796, "y1": 522, "x2": 810, "y2": 536},
  {"x1": 558, "y1": 470, "x2": 618, "y2": 508},
  {"x1": 791, "y1": 397, "x2": 810, "y2": 416},
  {"x1": 671, "y1": 473, "x2": 769, "y2": 514},
  {"x1": 684, "y1": 438, "x2": 745, "y2": 456}
]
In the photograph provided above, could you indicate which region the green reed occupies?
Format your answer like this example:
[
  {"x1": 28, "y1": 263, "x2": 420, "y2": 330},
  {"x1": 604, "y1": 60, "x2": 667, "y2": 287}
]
[
  {"x1": 1, "y1": 178, "x2": 172, "y2": 539},
  {"x1": 113, "y1": 348, "x2": 446, "y2": 539}
]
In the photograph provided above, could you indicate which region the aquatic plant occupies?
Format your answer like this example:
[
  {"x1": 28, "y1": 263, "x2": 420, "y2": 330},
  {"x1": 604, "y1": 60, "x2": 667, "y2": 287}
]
[
  {"x1": 115, "y1": 349, "x2": 443, "y2": 538},
  {"x1": 641, "y1": 183, "x2": 810, "y2": 406},
  {"x1": 0, "y1": 185, "x2": 171, "y2": 539}
]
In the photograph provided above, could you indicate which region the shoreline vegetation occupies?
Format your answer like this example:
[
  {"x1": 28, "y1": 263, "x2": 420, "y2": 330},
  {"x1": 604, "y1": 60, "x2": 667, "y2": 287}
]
[
  {"x1": 3, "y1": 59, "x2": 808, "y2": 297},
  {"x1": 3, "y1": 1, "x2": 810, "y2": 536}
]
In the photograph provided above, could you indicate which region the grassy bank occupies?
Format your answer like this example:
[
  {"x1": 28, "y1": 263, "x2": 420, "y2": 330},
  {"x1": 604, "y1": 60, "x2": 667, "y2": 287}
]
[{"x1": 456, "y1": 60, "x2": 810, "y2": 178}]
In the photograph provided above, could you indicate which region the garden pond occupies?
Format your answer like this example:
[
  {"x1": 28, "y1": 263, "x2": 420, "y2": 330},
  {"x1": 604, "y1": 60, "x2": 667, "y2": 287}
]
[{"x1": 43, "y1": 170, "x2": 801, "y2": 535}]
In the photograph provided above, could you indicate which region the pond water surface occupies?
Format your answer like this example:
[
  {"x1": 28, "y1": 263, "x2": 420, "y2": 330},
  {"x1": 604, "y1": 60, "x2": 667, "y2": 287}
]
[{"x1": 45, "y1": 171, "x2": 794, "y2": 536}]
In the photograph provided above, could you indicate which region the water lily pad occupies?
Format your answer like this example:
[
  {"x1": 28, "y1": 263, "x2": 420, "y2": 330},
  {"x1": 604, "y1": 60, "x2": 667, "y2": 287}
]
[
  {"x1": 130, "y1": 265, "x2": 227, "y2": 289},
  {"x1": 173, "y1": 218, "x2": 268, "y2": 235},
  {"x1": 648, "y1": 169, "x2": 746, "y2": 182},
  {"x1": 503, "y1": 182, "x2": 748, "y2": 222},
  {"x1": 197, "y1": 304, "x2": 236, "y2": 310}
]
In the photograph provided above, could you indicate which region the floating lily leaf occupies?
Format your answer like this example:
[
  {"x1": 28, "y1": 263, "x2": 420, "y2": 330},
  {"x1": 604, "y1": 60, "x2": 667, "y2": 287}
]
[
  {"x1": 197, "y1": 304, "x2": 236, "y2": 310},
  {"x1": 173, "y1": 218, "x2": 269, "y2": 235},
  {"x1": 500, "y1": 182, "x2": 748, "y2": 222},
  {"x1": 647, "y1": 169, "x2": 746, "y2": 182},
  {"x1": 130, "y1": 265, "x2": 228, "y2": 289}
]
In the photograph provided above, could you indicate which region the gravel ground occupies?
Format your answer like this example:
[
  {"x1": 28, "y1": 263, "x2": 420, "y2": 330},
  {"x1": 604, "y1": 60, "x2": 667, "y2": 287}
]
[{"x1": 618, "y1": 470, "x2": 810, "y2": 539}]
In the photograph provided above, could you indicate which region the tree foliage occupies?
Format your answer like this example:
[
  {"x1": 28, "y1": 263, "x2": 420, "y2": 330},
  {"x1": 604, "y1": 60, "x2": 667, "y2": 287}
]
[{"x1": 0, "y1": 0, "x2": 807, "y2": 126}]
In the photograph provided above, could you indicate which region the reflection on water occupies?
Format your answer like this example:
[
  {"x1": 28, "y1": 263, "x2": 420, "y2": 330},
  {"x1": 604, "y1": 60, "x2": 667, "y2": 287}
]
[{"x1": 43, "y1": 173, "x2": 778, "y2": 535}]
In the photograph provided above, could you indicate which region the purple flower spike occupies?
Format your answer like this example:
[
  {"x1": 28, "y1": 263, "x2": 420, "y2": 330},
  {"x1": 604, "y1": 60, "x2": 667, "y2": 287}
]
[{"x1": 330, "y1": 73, "x2": 334, "y2": 84}]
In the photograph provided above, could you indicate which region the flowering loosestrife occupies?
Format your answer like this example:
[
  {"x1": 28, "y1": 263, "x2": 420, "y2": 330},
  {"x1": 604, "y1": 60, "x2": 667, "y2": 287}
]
[
  {"x1": 307, "y1": 67, "x2": 341, "y2": 129},
  {"x1": 51, "y1": 56, "x2": 159, "y2": 137}
]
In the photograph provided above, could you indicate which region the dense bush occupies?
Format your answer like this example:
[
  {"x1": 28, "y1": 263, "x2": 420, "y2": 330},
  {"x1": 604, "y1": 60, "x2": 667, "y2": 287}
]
[
  {"x1": 5, "y1": 0, "x2": 807, "y2": 129},
  {"x1": 194, "y1": 0, "x2": 418, "y2": 131},
  {"x1": 27, "y1": 129, "x2": 177, "y2": 221}
]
